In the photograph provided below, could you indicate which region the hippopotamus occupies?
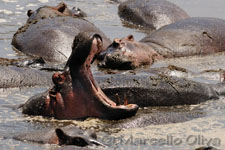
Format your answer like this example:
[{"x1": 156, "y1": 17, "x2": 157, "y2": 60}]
[
  {"x1": 118, "y1": 0, "x2": 189, "y2": 31},
  {"x1": 21, "y1": 32, "x2": 138, "y2": 120},
  {"x1": 99, "y1": 17, "x2": 225, "y2": 69},
  {"x1": 13, "y1": 124, "x2": 106, "y2": 148},
  {"x1": 19, "y1": 33, "x2": 225, "y2": 124},
  {"x1": 27, "y1": 2, "x2": 86, "y2": 23},
  {"x1": 0, "y1": 60, "x2": 224, "y2": 106},
  {"x1": 12, "y1": 3, "x2": 111, "y2": 64},
  {"x1": 0, "y1": 65, "x2": 52, "y2": 88},
  {"x1": 101, "y1": 104, "x2": 205, "y2": 128}
]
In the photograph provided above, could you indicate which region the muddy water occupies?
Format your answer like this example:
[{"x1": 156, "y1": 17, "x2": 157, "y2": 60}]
[{"x1": 0, "y1": 0, "x2": 225, "y2": 149}]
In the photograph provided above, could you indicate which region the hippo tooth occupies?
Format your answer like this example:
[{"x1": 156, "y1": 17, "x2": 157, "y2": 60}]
[
  {"x1": 124, "y1": 94, "x2": 128, "y2": 105},
  {"x1": 115, "y1": 93, "x2": 121, "y2": 106}
]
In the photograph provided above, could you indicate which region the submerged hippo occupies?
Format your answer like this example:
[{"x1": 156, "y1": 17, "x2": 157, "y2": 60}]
[
  {"x1": 27, "y1": 2, "x2": 86, "y2": 23},
  {"x1": 99, "y1": 17, "x2": 225, "y2": 69},
  {"x1": 13, "y1": 125, "x2": 106, "y2": 148},
  {"x1": 12, "y1": 4, "x2": 111, "y2": 64},
  {"x1": 21, "y1": 32, "x2": 138, "y2": 120},
  {"x1": 118, "y1": 0, "x2": 189, "y2": 31}
]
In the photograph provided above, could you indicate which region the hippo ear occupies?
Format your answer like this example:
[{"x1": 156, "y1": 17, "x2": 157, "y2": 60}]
[
  {"x1": 55, "y1": 128, "x2": 68, "y2": 145},
  {"x1": 56, "y1": 2, "x2": 67, "y2": 13},
  {"x1": 126, "y1": 35, "x2": 134, "y2": 41},
  {"x1": 27, "y1": 10, "x2": 34, "y2": 17},
  {"x1": 55, "y1": 128, "x2": 89, "y2": 147}
]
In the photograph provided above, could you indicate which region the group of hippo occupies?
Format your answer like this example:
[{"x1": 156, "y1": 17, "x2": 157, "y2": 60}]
[{"x1": 2, "y1": 0, "x2": 224, "y2": 149}]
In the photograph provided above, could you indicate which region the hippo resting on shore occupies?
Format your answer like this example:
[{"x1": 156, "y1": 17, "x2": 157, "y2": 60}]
[
  {"x1": 21, "y1": 32, "x2": 138, "y2": 120},
  {"x1": 12, "y1": 124, "x2": 106, "y2": 149},
  {"x1": 99, "y1": 17, "x2": 225, "y2": 69},
  {"x1": 118, "y1": 0, "x2": 189, "y2": 31},
  {"x1": 12, "y1": 3, "x2": 111, "y2": 64}
]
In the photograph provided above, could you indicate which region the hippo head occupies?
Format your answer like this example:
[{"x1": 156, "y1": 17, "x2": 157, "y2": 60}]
[
  {"x1": 27, "y1": 2, "x2": 86, "y2": 22},
  {"x1": 98, "y1": 35, "x2": 162, "y2": 70},
  {"x1": 45, "y1": 32, "x2": 138, "y2": 120},
  {"x1": 55, "y1": 128, "x2": 106, "y2": 147}
]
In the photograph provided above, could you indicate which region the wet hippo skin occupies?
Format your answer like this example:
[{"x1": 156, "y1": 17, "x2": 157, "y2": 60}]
[
  {"x1": 0, "y1": 65, "x2": 52, "y2": 88},
  {"x1": 13, "y1": 124, "x2": 106, "y2": 148},
  {"x1": 12, "y1": 3, "x2": 111, "y2": 64},
  {"x1": 0, "y1": 62, "x2": 223, "y2": 107},
  {"x1": 99, "y1": 17, "x2": 225, "y2": 69},
  {"x1": 118, "y1": 0, "x2": 189, "y2": 31},
  {"x1": 96, "y1": 73, "x2": 219, "y2": 107},
  {"x1": 27, "y1": 2, "x2": 86, "y2": 23},
  {"x1": 21, "y1": 32, "x2": 138, "y2": 120}
]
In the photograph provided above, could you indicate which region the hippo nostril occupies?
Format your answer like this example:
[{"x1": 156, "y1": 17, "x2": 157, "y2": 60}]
[{"x1": 52, "y1": 73, "x2": 65, "y2": 85}]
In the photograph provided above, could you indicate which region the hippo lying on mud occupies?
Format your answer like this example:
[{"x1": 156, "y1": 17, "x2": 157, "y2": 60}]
[
  {"x1": 21, "y1": 32, "x2": 138, "y2": 120},
  {"x1": 13, "y1": 124, "x2": 106, "y2": 148},
  {"x1": 27, "y1": 2, "x2": 86, "y2": 23},
  {"x1": 99, "y1": 17, "x2": 225, "y2": 69},
  {"x1": 117, "y1": 0, "x2": 189, "y2": 31},
  {"x1": 12, "y1": 3, "x2": 111, "y2": 63}
]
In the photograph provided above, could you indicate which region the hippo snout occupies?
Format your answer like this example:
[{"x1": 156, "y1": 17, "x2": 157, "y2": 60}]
[{"x1": 99, "y1": 52, "x2": 134, "y2": 70}]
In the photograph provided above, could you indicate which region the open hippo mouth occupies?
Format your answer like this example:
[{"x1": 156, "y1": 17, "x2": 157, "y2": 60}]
[{"x1": 47, "y1": 32, "x2": 138, "y2": 120}]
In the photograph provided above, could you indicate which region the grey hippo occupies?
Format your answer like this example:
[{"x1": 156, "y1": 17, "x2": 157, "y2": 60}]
[
  {"x1": 0, "y1": 57, "x2": 52, "y2": 88},
  {"x1": 11, "y1": 3, "x2": 111, "y2": 64},
  {"x1": 117, "y1": 0, "x2": 189, "y2": 32},
  {"x1": 1, "y1": 61, "x2": 224, "y2": 106},
  {"x1": 21, "y1": 32, "x2": 138, "y2": 120},
  {"x1": 99, "y1": 17, "x2": 225, "y2": 70},
  {"x1": 12, "y1": 123, "x2": 218, "y2": 149}
]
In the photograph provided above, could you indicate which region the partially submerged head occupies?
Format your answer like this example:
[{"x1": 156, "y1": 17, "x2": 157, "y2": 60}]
[
  {"x1": 55, "y1": 128, "x2": 106, "y2": 147},
  {"x1": 47, "y1": 32, "x2": 138, "y2": 120},
  {"x1": 27, "y1": 2, "x2": 86, "y2": 22},
  {"x1": 98, "y1": 35, "x2": 162, "y2": 70}
]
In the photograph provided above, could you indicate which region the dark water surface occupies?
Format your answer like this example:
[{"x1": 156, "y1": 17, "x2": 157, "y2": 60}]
[{"x1": 0, "y1": 0, "x2": 225, "y2": 149}]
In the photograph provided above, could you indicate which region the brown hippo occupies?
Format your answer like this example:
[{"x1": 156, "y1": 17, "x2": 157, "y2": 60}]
[
  {"x1": 27, "y1": 2, "x2": 86, "y2": 23},
  {"x1": 118, "y1": 0, "x2": 189, "y2": 32},
  {"x1": 21, "y1": 32, "x2": 138, "y2": 120},
  {"x1": 99, "y1": 17, "x2": 225, "y2": 69},
  {"x1": 12, "y1": 3, "x2": 111, "y2": 64},
  {"x1": 13, "y1": 125, "x2": 106, "y2": 148}
]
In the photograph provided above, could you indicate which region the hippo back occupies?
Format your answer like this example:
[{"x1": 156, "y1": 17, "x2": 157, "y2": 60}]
[
  {"x1": 118, "y1": 0, "x2": 189, "y2": 31},
  {"x1": 12, "y1": 17, "x2": 111, "y2": 63},
  {"x1": 140, "y1": 17, "x2": 225, "y2": 58}
]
